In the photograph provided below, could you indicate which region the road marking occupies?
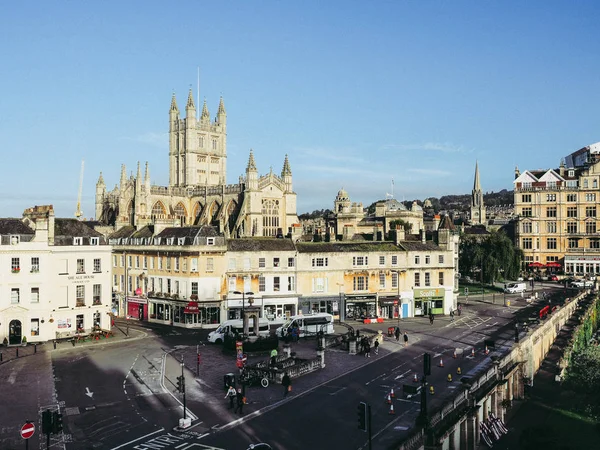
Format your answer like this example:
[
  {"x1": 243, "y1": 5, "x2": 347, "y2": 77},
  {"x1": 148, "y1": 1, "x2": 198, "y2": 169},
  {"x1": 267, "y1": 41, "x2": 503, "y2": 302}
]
[
  {"x1": 85, "y1": 387, "x2": 94, "y2": 398},
  {"x1": 109, "y1": 427, "x2": 165, "y2": 449},
  {"x1": 329, "y1": 387, "x2": 347, "y2": 396},
  {"x1": 366, "y1": 373, "x2": 387, "y2": 385},
  {"x1": 395, "y1": 369, "x2": 411, "y2": 380}
]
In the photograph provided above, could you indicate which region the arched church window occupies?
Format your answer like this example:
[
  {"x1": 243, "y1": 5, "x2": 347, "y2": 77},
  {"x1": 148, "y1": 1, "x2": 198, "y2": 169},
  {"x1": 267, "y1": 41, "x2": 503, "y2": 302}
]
[
  {"x1": 174, "y1": 203, "x2": 187, "y2": 225},
  {"x1": 262, "y1": 199, "x2": 280, "y2": 237},
  {"x1": 152, "y1": 202, "x2": 166, "y2": 217}
]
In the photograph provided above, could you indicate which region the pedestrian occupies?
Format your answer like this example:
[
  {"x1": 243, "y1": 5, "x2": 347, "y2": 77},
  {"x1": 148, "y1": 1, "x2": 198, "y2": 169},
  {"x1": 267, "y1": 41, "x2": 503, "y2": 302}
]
[
  {"x1": 374, "y1": 338, "x2": 379, "y2": 355},
  {"x1": 270, "y1": 347, "x2": 278, "y2": 368},
  {"x1": 395, "y1": 327, "x2": 401, "y2": 342},
  {"x1": 450, "y1": 310, "x2": 455, "y2": 322},
  {"x1": 282, "y1": 372, "x2": 292, "y2": 398},
  {"x1": 429, "y1": 313, "x2": 434, "y2": 325},
  {"x1": 403, "y1": 332, "x2": 409, "y2": 347},
  {"x1": 285, "y1": 328, "x2": 292, "y2": 343},
  {"x1": 225, "y1": 385, "x2": 236, "y2": 409},
  {"x1": 458, "y1": 303, "x2": 462, "y2": 316},
  {"x1": 364, "y1": 339, "x2": 371, "y2": 358},
  {"x1": 291, "y1": 326, "x2": 298, "y2": 342},
  {"x1": 234, "y1": 388, "x2": 244, "y2": 415}
]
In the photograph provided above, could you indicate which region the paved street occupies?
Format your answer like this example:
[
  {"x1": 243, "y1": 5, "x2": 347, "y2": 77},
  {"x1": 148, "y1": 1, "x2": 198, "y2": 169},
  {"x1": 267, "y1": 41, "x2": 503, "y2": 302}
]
[{"x1": 0, "y1": 283, "x2": 573, "y2": 450}]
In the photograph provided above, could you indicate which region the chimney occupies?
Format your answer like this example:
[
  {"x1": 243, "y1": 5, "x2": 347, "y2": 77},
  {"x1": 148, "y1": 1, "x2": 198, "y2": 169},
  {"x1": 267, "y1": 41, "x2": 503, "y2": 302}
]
[
  {"x1": 395, "y1": 225, "x2": 405, "y2": 245},
  {"x1": 22, "y1": 205, "x2": 55, "y2": 244}
]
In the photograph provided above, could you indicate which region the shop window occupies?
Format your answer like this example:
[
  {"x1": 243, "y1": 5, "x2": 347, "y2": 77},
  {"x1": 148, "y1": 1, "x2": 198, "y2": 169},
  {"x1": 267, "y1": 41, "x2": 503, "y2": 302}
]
[{"x1": 76, "y1": 314, "x2": 84, "y2": 332}]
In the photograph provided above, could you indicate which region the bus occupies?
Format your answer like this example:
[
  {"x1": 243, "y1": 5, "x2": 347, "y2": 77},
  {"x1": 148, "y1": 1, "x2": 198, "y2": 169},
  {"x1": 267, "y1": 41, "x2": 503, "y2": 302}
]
[{"x1": 276, "y1": 313, "x2": 334, "y2": 339}]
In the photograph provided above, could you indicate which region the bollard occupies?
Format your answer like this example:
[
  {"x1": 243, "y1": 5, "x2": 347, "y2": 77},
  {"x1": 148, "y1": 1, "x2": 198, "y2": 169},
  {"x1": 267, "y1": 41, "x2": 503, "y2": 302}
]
[
  {"x1": 34, "y1": 343, "x2": 37, "y2": 354},
  {"x1": 16, "y1": 348, "x2": 19, "y2": 358},
  {"x1": 0, "y1": 352, "x2": 2, "y2": 362},
  {"x1": 72, "y1": 338, "x2": 76, "y2": 347},
  {"x1": 53, "y1": 340, "x2": 57, "y2": 350}
]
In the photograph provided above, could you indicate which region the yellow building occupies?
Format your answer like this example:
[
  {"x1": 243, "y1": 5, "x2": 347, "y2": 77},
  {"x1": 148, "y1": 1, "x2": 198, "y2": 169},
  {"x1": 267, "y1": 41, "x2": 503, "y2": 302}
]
[
  {"x1": 514, "y1": 142, "x2": 600, "y2": 275},
  {"x1": 109, "y1": 225, "x2": 227, "y2": 326}
]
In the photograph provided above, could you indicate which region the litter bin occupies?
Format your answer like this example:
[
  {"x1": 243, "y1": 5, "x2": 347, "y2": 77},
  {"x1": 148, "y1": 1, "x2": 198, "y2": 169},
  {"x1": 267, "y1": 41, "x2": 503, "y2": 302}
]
[
  {"x1": 387, "y1": 327, "x2": 395, "y2": 337},
  {"x1": 224, "y1": 373, "x2": 236, "y2": 391}
]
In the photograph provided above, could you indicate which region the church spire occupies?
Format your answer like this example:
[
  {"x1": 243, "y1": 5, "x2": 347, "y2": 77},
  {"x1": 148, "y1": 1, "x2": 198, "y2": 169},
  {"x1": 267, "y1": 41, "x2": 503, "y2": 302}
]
[
  {"x1": 247, "y1": 149, "x2": 257, "y2": 171},
  {"x1": 144, "y1": 161, "x2": 150, "y2": 184},
  {"x1": 281, "y1": 154, "x2": 292, "y2": 177},
  {"x1": 473, "y1": 160, "x2": 481, "y2": 191},
  {"x1": 97, "y1": 172, "x2": 105, "y2": 186},
  {"x1": 170, "y1": 93, "x2": 179, "y2": 112},
  {"x1": 218, "y1": 96, "x2": 226, "y2": 115},
  {"x1": 201, "y1": 99, "x2": 210, "y2": 120},
  {"x1": 186, "y1": 88, "x2": 195, "y2": 109}
]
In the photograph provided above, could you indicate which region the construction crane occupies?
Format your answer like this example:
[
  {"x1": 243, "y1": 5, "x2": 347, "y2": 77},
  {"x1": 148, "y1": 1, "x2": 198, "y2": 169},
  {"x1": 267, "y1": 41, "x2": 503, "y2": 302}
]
[{"x1": 75, "y1": 160, "x2": 85, "y2": 220}]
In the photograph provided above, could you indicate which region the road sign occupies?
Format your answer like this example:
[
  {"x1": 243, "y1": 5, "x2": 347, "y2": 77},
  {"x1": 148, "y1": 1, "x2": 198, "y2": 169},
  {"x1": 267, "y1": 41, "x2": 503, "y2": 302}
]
[
  {"x1": 21, "y1": 422, "x2": 35, "y2": 439},
  {"x1": 464, "y1": 287, "x2": 469, "y2": 295}
]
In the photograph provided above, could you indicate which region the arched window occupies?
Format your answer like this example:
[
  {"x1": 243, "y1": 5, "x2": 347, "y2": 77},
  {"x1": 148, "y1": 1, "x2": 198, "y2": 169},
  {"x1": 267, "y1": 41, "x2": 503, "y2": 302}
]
[
  {"x1": 152, "y1": 202, "x2": 166, "y2": 217},
  {"x1": 174, "y1": 203, "x2": 187, "y2": 224},
  {"x1": 262, "y1": 199, "x2": 280, "y2": 236}
]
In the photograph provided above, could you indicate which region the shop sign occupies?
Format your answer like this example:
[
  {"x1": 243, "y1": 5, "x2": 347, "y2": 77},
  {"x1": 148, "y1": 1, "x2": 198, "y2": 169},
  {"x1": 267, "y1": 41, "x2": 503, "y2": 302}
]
[
  {"x1": 332, "y1": 301, "x2": 339, "y2": 313},
  {"x1": 184, "y1": 301, "x2": 200, "y2": 314},
  {"x1": 57, "y1": 318, "x2": 72, "y2": 329},
  {"x1": 236, "y1": 341, "x2": 246, "y2": 369},
  {"x1": 127, "y1": 296, "x2": 148, "y2": 304},
  {"x1": 413, "y1": 288, "x2": 444, "y2": 298}
]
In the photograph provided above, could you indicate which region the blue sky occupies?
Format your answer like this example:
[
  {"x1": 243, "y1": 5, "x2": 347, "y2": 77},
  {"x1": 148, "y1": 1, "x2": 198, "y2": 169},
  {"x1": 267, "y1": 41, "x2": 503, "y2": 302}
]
[{"x1": 1, "y1": 1, "x2": 600, "y2": 218}]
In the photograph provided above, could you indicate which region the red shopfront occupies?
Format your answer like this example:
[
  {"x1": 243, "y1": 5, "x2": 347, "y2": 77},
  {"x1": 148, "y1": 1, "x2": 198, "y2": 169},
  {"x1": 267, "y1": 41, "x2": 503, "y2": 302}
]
[{"x1": 127, "y1": 296, "x2": 148, "y2": 320}]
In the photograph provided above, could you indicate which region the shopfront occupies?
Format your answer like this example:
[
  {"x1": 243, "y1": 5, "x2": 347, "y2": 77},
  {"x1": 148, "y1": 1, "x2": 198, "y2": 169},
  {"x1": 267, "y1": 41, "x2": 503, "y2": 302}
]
[
  {"x1": 379, "y1": 296, "x2": 398, "y2": 319},
  {"x1": 263, "y1": 297, "x2": 297, "y2": 323},
  {"x1": 127, "y1": 296, "x2": 148, "y2": 320},
  {"x1": 149, "y1": 297, "x2": 221, "y2": 328},
  {"x1": 299, "y1": 296, "x2": 337, "y2": 316},
  {"x1": 413, "y1": 288, "x2": 446, "y2": 316},
  {"x1": 345, "y1": 294, "x2": 377, "y2": 320}
]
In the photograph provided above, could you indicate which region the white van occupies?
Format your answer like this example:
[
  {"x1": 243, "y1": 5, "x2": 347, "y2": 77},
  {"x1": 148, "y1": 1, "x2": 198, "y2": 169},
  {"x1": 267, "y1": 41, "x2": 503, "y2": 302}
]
[
  {"x1": 207, "y1": 319, "x2": 271, "y2": 344},
  {"x1": 276, "y1": 313, "x2": 334, "y2": 339},
  {"x1": 504, "y1": 282, "x2": 527, "y2": 294}
]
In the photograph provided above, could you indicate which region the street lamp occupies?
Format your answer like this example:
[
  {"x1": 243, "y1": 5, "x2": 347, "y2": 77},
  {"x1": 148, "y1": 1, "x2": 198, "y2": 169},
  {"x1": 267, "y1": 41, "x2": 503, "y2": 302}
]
[
  {"x1": 336, "y1": 282, "x2": 344, "y2": 323},
  {"x1": 391, "y1": 269, "x2": 407, "y2": 327},
  {"x1": 233, "y1": 290, "x2": 254, "y2": 334}
]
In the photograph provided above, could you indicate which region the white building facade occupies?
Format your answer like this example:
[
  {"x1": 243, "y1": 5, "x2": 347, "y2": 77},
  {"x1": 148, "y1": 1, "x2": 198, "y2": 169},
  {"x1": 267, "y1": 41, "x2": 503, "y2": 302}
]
[{"x1": 0, "y1": 206, "x2": 112, "y2": 344}]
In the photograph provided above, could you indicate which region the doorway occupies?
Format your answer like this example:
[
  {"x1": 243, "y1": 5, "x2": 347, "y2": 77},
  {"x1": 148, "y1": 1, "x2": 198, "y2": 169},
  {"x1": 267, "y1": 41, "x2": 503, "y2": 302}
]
[{"x1": 9, "y1": 320, "x2": 22, "y2": 345}]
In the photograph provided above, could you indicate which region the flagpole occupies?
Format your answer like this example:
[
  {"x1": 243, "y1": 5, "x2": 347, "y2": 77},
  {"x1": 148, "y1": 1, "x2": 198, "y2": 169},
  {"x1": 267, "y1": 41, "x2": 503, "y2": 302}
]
[{"x1": 197, "y1": 67, "x2": 200, "y2": 120}]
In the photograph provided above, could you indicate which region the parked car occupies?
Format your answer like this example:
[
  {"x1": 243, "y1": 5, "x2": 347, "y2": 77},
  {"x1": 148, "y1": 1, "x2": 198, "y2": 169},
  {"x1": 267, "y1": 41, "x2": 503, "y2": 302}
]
[
  {"x1": 549, "y1": 275, "x2": 559, "y2": 282},
  {"x1": 570, "y1": 280, "x2": 593, "y2": 289}
]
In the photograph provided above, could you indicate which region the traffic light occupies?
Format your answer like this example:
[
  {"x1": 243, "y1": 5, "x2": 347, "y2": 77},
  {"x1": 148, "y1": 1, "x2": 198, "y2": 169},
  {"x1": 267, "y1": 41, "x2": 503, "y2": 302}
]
[
  {"x1": 52, "y1": 411, "x2": 63, "y2": 433},
  {"x1": 42, "y1": 410, "x2": 52, "y2": 434},
  {"x1": 176, "y1": 375, "x2": 185, "y2": 393},
  {"x1": 424, "y1": 353, "x2": 431, "y2": 376},
  {"x1": 357, "y1": 402, "x2": 367, "y2": 431}
]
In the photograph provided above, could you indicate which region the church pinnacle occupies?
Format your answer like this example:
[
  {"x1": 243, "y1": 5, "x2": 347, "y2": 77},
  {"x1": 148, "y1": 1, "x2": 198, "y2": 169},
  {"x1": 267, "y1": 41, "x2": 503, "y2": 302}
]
[
  {"x1": 186, "y1": 88, "x2": 195, "y2": 109},
  {"x1": 170, "y1": 93, "x2": 178, "y2": 111},
  {"x1": 218, "y1": 96, "x2": 226, "y2": 115},
  {"x1": 281, "y1": 154, "x2": 292, "y2": 176},
  {"x1": 247, "y1": 149, "x2": 257, "y2": 171},
  {"x1": 201, "y1": 99, "x2": 210, "y2": 120}
]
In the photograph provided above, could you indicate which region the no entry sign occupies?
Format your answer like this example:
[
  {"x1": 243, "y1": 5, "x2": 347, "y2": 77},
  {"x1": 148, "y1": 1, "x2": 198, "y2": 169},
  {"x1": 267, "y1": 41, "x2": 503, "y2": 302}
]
[{"x1": 21, "y1": 422, "x2": 35, "y2": 439}]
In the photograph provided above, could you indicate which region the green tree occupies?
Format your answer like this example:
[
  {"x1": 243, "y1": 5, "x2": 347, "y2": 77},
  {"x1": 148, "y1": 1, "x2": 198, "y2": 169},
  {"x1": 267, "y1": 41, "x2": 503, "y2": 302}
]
[{"x1": 459, "y1": 230, "x2": 522, "y2": 283}]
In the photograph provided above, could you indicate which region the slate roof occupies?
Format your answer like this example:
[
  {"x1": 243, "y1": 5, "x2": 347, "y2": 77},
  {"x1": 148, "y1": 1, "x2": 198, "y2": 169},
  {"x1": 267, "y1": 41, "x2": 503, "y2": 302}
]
[
  {"x1": 54, "y1": 219, "x2": 107, "y2": 245},
  {"x1": 131, "y1": 226, "x2": 154, "y2": 239},
  {"x1": 296, "y1": 242, "x2": 400, "y2": 253},
  {"x1": 397, "y1": 241, "x2": 442, "y2": 251},
  {"x1": 109, "y1": 226, "x2": 136, "y2": 240},
  {"x1": 157, "y1": 226, "x2": 220, "y2": 239},
  {"x1": 0, "y1": 219, "x2": 35, "y2": 235},
  {"x1": 438, "y1": 215, "x2": 456, "y2": 231},
  {"x1": 228, "y1": 238, "x2": 296, "y2": 252}
]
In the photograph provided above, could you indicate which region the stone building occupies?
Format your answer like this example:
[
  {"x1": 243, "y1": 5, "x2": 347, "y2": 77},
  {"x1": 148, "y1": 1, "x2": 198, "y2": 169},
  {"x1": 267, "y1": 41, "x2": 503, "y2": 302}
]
[
  {"x1": 0, "y1": 206, "x2": 112, "y2": 344},
  {"x1": 514, "y1": 142, "x2": 600, "y2": 275},
  {"x1": 95, "y1": 88, "x2": 299, "y2": 239}
]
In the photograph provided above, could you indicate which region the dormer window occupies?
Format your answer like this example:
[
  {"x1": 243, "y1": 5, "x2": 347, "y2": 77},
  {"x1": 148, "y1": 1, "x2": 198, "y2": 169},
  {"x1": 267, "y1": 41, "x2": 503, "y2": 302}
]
[
  {"x1": 207, "y1": 237, "x2": 215, "y2": 246},
  {"x1": 154, "y1": 238, "x2": 161, "y2": 245},
  {"x1": 90, "y1": 237, "x2": 99, "y2": 246},
  {"x1": 73, "y1": 237, "x2": 83, "y2": 246},
  {"x1": 178, "y1": 238, "x2": 185, "y2": 245},
  {"x1": 569, "y1": 170, "x2": 575, "y2": 177},
  {"x1": 167, "y1": 238, "x2": 175, "y2": 245},
  {"x1": 10, "y1": 235, "x2": 20, "y2": 245}
]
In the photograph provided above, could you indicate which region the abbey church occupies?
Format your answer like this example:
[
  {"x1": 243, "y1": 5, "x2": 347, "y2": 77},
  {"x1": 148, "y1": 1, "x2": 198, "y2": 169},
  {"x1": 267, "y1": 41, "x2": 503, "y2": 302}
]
[{"x1": 95, "y1": 89, "x2": 299, "y2": 237}]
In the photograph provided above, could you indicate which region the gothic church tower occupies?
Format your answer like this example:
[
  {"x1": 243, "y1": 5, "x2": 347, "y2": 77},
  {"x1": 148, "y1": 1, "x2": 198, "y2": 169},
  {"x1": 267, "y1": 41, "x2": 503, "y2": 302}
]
[{"x1": 470, "y1": 161, "x2": 486, "y2": 225}]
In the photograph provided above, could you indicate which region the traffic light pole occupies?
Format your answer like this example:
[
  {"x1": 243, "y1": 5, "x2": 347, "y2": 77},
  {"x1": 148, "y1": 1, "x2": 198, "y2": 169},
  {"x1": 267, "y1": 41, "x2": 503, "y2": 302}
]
[
  {"x1": 368, "y1": 404, "x2": 372, "y2": 450},
  {"x1": 181, "y1": 355, "x2": 187, "y2": 420}
]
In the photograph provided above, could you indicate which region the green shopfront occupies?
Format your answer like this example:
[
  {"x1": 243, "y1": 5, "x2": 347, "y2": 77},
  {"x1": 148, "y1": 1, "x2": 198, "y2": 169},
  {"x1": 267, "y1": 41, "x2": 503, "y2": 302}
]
[{"x1": 413, "y1": 288, "x2": 445, "y2": 316}]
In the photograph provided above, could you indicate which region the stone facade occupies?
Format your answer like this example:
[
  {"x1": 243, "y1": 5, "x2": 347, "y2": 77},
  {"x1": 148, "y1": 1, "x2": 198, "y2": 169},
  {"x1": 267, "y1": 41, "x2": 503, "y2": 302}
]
[{"x1": 95, "y1": 88, "x2": 299, "y2": 239}]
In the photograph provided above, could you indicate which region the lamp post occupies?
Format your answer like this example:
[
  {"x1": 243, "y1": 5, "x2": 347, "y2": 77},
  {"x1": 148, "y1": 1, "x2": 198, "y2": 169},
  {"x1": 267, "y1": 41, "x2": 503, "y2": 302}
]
[
  {"x1": 336, "y1": 282, "x2": 344, "y2": 323},
  {"x1": 391, "y1": 269, "x2": 407, "y2": 326},
  {"x1": 233, "y1": 290, "x2": 254, "y2": 334}
]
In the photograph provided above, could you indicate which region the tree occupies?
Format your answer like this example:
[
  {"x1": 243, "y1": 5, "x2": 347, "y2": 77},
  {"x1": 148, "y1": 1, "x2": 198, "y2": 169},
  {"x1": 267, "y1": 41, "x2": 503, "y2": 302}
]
[{"x1": 459, "y1": 230, "x2": 522, "y2": 283}]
